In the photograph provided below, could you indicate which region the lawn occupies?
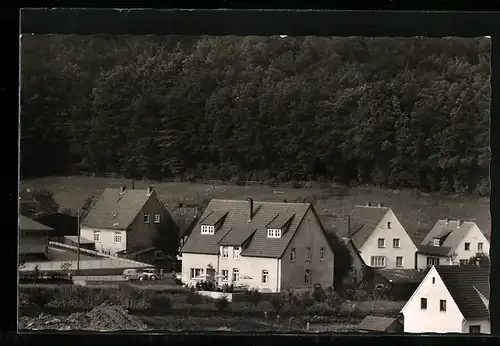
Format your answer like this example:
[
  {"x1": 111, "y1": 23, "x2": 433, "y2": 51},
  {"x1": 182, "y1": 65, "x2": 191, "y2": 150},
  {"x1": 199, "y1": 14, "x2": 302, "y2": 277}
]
[{"x1": 21, "y1": 176, "x2": 491, "y2": 243}]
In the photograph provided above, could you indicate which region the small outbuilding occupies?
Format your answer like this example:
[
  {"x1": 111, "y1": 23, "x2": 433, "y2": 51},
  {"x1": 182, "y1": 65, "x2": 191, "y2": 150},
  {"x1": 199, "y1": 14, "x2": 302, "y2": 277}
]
[{"x1": 357, "y1": 316, "x2": 403, "y2": 333}]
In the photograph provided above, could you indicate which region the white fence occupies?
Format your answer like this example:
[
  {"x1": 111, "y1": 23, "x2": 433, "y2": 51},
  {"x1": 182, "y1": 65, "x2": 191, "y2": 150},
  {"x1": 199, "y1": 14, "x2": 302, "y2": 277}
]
[{"x1": 198, "y1": 291, "x2": 234, "y2": 302}]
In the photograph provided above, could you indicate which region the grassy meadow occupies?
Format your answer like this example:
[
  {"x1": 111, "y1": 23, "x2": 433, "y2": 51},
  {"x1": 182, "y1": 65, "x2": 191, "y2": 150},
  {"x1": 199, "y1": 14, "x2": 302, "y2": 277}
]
[{"x1": 21, "y1": 176, "x2": 491, "y2": 244}]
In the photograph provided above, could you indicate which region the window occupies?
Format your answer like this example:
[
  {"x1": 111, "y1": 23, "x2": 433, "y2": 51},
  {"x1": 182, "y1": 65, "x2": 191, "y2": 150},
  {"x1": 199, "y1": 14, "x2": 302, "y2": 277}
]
[
  {"x1": 427, "y1": 257, "x2": 440, "y2": 267},
  {"x1": 433, "y1": 238, "x2": 440, "y2": 247},
  {"x1": 396, "y1": 256, "x2": 403, "y2": 267},
  {"x1": 262, "y1": 270, "x2": 269, "y2": 284},
  {"x1": 420, "y1": 298, "x2": 427, "y2": 310},
  {"x1": 190, "y1": 268, "x2": 204, "y2": 279},
  {"x1": 93, "y1": 231, "x2": 100, "y2": 242},
  {"x1": 154, "y1": 251, "x2": 163, "y2": 259},
  {"x1": 304, "y1": 269, "x2": 311, "y2": 284},
  {"x1": 306, "y1": 247, "x2": 311, "y2": 261},
  {"x1": 370, "y1": 256, "x2": 386, "y2": 268},
  {"x1": 222, "y1": 246, "x2": 229, "y2": 258},
  {"x1": 114, "y1": 232, "x2": 122, "y2": 244},
  {"x1": 233, "y1": 246, "x2": 240, "y2": 259},
  {"x1": 469, "y1": 325, "x2": 481, "y2": 334},
  {"x1": 201, "y1": 225, "x2": 215, "y2": 235},
  {"x1": 393, "y1": 238, "x2": 400, "y2": 248},
  {"x1": 232, "y1": 268, "x2": 240, "y2": 282},
  {"x1": 378, "y1": 238, "x2": 385, "y2": 248},
  {"x1": 320, "y1": 247, "x2": 325, "y2": 260},
  {"x1": 154, "y1": 213, "x2": 161, "y2": 223},
  {"x1": 267, "y1": 228, "x2": 282, "y2": 238},
  {"x1": 221, "y1": 269, "x2": 228, "y2": 281},
  {"x1": 143, "y1": 213, "x2": 150, "y2": 224},
  {"x1": 290, "y1": 248, "x2": 296, "y2": 261},
  {"x1": 440, "y1": 300, "x2": 447, "y2": 312},
  {"x1": 465, "y1": 242, "x2": 470, "y2": 251},
  {"x1": 387, "y1": 222, "x2": 391, "y2": 229},
  {"x1": 478, "y1": 242, "x2": 484, "y2": 251},
  {"x1": 432, "y1": 277, "x2": 436, "y2": 284}
]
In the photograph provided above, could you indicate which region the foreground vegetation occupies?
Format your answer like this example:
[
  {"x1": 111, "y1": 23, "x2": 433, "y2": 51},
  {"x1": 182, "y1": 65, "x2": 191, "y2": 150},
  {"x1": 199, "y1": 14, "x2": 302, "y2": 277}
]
[
  {"x1": 19, "y1": 285, "x2": 404, "y2": 323},
  {"x1": 21, "y1": 36, "x2": 490, "y2": 195}
]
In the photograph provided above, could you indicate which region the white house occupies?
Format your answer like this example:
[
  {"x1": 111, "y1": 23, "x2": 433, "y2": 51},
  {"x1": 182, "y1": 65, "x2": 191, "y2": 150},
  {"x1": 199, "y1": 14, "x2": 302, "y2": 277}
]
[
  {"x1": 401, "y1": 265, "x2": 490, "y2": 334},
  {"x1": 80, "y1": 186, "x2": 179, "y2": 258},
  {"x1": 180, "y1": 198, "x2": 335, "y2": 292},
  {"x1": 416, "y1": 219, "x2": 490, "y2": 270},
  {"x1": 338, "y1": 204, "x2": 417, "y2": 270},
  {"x1": 19, "y1": 215, "x2": 54, "y2": 258}
]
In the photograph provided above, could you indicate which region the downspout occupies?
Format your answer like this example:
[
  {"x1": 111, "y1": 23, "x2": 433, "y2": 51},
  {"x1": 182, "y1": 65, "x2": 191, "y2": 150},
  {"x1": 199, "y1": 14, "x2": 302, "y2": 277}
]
[
  {"x1": 276, "y1": 257, "x2": 280, "y2": 292},
  {"x1": 217, "y1": 250, "x2": 220, "y2": 286}
]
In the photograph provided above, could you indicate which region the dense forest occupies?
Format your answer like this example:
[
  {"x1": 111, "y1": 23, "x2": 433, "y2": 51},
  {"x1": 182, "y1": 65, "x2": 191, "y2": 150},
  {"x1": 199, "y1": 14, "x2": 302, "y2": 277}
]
[{"x1": 20, "y1": 35, "x2": 491, "y2": 195}]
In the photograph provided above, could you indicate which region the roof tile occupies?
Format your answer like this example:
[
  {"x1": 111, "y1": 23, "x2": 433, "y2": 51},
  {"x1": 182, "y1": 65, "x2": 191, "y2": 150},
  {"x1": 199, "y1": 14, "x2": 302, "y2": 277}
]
[
  {"x1": 420, "y1": 220, "x2": 478, "y2": 256},
  {"x1": 436, "y1": 265, "x2": 490, "y2": 319},
  {"x1": 358, "y1": 316, "x2": 399, "y2": 332},
  {"x1": 349, "y1": 206, "x2": 389, "y2": 249}
]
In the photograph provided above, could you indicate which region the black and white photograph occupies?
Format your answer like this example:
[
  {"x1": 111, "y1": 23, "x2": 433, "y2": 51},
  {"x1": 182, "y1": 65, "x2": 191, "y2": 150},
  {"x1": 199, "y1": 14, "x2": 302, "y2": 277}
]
[{"x1": 18, "y1": 31, "x2": 491, "y2": 334}]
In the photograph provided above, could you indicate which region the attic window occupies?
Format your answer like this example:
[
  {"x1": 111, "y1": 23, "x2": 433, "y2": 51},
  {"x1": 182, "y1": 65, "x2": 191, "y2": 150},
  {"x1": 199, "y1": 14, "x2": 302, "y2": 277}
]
[
  {"x1": 433, "y1": 238, "x2": 440, "y2": 247},
  {"x1": 267, "y1": 228, "x2": 282, "y2": 238},
  {"x1": 201, "y1": 225, "x2": 215, "y2": 235}
]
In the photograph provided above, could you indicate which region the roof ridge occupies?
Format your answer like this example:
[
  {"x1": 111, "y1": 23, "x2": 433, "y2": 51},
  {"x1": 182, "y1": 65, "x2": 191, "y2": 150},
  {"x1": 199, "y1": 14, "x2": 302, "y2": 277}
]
[{"x1": 210, "y1": 198, "x2": 311, "y2": 205}]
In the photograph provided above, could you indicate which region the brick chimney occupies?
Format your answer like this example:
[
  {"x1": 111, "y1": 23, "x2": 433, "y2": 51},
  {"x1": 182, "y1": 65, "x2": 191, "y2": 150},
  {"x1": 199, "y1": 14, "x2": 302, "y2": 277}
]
[
  {"x1": 120, "y1": 185, "x2": 126, "y2": 194},
  {"x1": 147, "y1": 186, "x2": 153, "y2": 196},
  {"x1": 248, "y1": 198, "x2": 254, "y2": 221}
]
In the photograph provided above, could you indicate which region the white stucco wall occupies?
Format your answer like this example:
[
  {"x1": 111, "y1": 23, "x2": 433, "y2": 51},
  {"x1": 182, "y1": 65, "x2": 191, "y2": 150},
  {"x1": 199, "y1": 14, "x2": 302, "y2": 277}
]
[
  {"x1": 80, "y1": 227, "x2": 127, "y2": 255},
  {"x1": 359, "y1": 209, "x2": 417, "y2": 269},
  {"x1": 453, "y1": 224, "x2": 490, "y2": 263},
  {"x1": 19, "y1": 235, "x2": 48, "y2": 255},
  {"x1": 181, "y1": 252, "x2": 281, "y2": 292},
  {"x1": 401, "y1": 266, "x2": 464, "y2": 333},
  {"x1": 416, "y1": 253, "x2": 452, "y2": 270},
  {"x1": 463, "y1": 319, "x2": 491, "y2": 334}
]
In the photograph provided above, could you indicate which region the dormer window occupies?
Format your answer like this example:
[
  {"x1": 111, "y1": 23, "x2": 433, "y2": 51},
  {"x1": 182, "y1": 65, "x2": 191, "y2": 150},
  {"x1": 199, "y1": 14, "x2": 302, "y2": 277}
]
[
  {"x1": 267, "y1": 228, "x2": 282, "y2": 238},
  {"x1": 433, "y1": 238, "x2": 440, "y2": 247},
  {"x1": 201, "y1": 225, "x2": 215, "y2": 235}
]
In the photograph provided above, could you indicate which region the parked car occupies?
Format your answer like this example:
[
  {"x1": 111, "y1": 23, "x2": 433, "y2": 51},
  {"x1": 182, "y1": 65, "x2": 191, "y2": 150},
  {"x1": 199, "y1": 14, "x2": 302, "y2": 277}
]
[
  {"x1": 122, "y1": 268, "x2": 141, "y2": 281},
  {"x1": 140, "y1": 267, "x2": 163, "y2": 281}
]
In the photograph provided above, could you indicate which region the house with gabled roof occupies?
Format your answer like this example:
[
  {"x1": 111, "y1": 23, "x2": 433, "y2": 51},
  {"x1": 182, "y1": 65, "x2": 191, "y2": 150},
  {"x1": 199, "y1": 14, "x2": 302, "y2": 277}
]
[
  {"x1": 416, "y1": 219, "x2": 490, "y2": 269},
  {"x1": 80, "y1": 186, "x2": 179, "y2": 259},
  {"x1": 401, "y1": 265, "x2": 490, "y2": 334},
  {"x1": 358, "y1": 316, "x2": 403, "y2": 333},
  {"x1": 337, "y1": 203, "x2": 417, "y2": 271},
  {"x1": 180, "y1": 198, "x2": 335, "y2": 292},
  {"x1": 19, "y1": 215, "x2": 54, "y2": 260}
]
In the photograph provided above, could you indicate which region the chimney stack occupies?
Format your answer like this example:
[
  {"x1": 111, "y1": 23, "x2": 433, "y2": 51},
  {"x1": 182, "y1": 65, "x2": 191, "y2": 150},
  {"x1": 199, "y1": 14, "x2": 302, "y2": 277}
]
[
  {"x1": 446, "y1": 218, "x2": 450, "y2": 225},
  {"x1": 248, "y1": 198, "x2": 254, "y2": 221},
  {"x1": 366, "y1": 202, "x2": 371, "y2": 207},
  {"x1": 457, "y1": 219, "x2": 463, "y2": 227},
  {"x1": 132, "y1": 180, "x2": 135, "y2": 190},
  {"x1": 147, "y1": 186, "x2": 153, "y2": 196},
  {"x1": 283, "y1": 199, "x2": 287, "y2": 203},
  {"x1": 476, "y1": 259, "x2": 481, "y2": 267},
  {"x1": 120, "y1": 186, "x2": 126, "y2": 194},
  {"x1": 377, "y1": 203, "x2": 382, "y2": 207}
]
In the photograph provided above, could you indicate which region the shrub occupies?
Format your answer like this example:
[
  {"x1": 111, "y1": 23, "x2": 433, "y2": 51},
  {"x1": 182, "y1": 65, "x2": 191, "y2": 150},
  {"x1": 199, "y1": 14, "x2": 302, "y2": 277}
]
[
  {"x1": 25, "y1": 286, "x2": 57, "y2": 309},
  {"x1": 186, "y1": 290, "x2": 203, "y2": 307},
  {"x1": 244, "y1": 288, "x2": 263, "y2": 307},
  {"x1": 340, "y1": 300, "x2": 405, "y2": 318},
  {"x1": 150, "y1": 293, "x2": 173, "y2": 311},
  {"x1": 312, "y1": 285, "x2": 326, "y2": 303},
  {"x1": 270, "y1": 295, "x2": 284, "y2": 314},
  {"x1": 214, "y1": 295, "x2": 230, "y2": 312},
  {"x1": 306, "y1": 302, "x2": 338, "y2": 316},
  {"x1": 290, "y1": 181, "x2": 302, "y2": 189}
]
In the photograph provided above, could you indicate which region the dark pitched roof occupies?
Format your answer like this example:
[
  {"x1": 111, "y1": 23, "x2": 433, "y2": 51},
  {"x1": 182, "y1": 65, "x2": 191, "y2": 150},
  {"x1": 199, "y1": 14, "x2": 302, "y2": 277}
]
[
  {"x1": 435, "y1": 265, "x2": 490, "y2": 319},
  {"x1": 35, "y1": 213, "x2": 78, "y2": 236},
  {"x1": 417, "y1": 244, "x2": 452, "y2": 257},
  {"x1": 420, "y1": 220, "x2": 477, "y2": 256},
  {"x1": 19, "y1": 215, "x2": 54, "y2": 232},
  {"x1": 375, "y1": 268, "x2": 425, "y2": 284},
  {"x1": 200, "y1": 210, "x2": 228, "y2": 226},
  {"x1": 170, "y1": 207, "x2": 199, "y2": 237},
  {"x1": 81, "y1": 188, "x2": 158, "y2": 230},
  {"x1": 349, "y1": 206, "x2": 390, "y2": 249},
  {"x1": 358, "y1": 316, "x2": 399, "y2": 332},
  {"x1": 181, "y1": 199, "x2": 311, "y2": 258}
]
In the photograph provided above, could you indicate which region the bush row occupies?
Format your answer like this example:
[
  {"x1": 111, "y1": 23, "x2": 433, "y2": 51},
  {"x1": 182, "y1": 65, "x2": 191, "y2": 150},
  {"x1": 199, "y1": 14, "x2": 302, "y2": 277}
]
[{"x1": 19, "y1": 285, "x2": 404, "y2": 319}]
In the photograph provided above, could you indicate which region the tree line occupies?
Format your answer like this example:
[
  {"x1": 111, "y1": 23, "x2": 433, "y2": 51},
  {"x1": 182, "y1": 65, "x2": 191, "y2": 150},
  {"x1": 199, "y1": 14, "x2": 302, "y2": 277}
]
[{"x1": 21, "y1": 35, "x2": 491, "y2": 195}]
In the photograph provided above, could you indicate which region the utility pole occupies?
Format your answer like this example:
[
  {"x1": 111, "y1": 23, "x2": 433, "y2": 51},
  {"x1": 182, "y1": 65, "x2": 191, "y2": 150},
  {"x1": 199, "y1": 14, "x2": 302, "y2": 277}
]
[{"x1": 77, "y1": 209, "x2": 81, "y2": 273}]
